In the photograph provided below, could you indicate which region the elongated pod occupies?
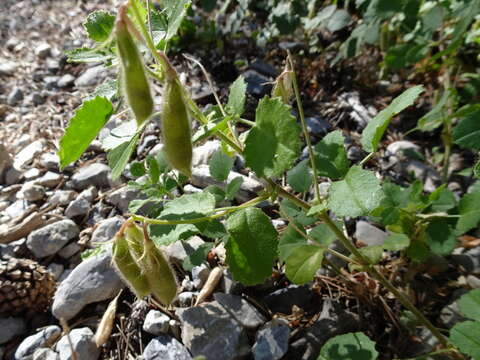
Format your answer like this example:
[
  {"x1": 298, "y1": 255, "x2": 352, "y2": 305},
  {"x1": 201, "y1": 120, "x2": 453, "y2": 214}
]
[
  {"x1": 124, "y1": 222, "x2": 178, "y2": 306},
  {"x1": 161, "y1": 78, "x2": 193, "y2": 177},
  {"x1": 116, "y1": 12, "x2": 153, "y2": 127},
  {"x1": 112, "y1": 229, "x2": 150, "y2": 298}
]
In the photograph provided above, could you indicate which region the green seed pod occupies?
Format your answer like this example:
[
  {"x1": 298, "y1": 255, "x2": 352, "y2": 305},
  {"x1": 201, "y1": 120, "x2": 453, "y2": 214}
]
[
  {"x1": 112, "y1": 230, "x2": 150, "y2": 298},
  {"x1": 116, "y1": 15, "x2": 153, "y2": 127},
  {"x1": 161, "y1": 78, "x2": 193, "y2": 177},
  {"x1": 124, "y1": 222, "x2": 178, "y2": 306}
]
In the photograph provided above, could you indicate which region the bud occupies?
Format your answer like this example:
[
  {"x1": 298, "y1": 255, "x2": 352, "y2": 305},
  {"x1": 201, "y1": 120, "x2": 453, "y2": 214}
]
[
  {"x1": 161, "y1": 76, "x2": 193, "y2": 177},
  {"x1": 116, "y1": 12, "x2": 154, "y2": 127}
]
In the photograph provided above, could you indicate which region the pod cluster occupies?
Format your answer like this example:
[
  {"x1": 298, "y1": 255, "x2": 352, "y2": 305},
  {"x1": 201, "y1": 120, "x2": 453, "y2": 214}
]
[{"x1": 112, "y1": 221, "x2": 178, "y2": 306}]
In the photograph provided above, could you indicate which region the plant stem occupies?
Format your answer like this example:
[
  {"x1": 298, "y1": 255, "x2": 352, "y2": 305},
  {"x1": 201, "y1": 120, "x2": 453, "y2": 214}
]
[
  {"x1": 266, "y1": 178, "x2": 451, "y2": 348},
  {"x1": 287, "y1": 53, "x2": 321, "y2": 201},
  {"x1": 132, "y1": 194, "x2": 269, "y2": 226}
]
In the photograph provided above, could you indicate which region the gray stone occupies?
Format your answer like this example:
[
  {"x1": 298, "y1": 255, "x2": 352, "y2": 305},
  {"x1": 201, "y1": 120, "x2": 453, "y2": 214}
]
[
  {"x1": 7, "y1": 87, "x2": 24, "y2": 105},
  {"x1": 143, "y1": 310, "x2": 170, "y2": 335},
  {"x1": 192, "y1": 140, "x2": 221, "y2": 167},
  {"x1": 0, "y1": 317, "x2": 25, "y2": 344},
  {"x1": 142, "y1": 335, "x2": 192, "y2": 360},
  {"x1": 162, "y1": 236, "x2": 205, "y2": 263},
  {"x1": 338, "y1": 92, "x2": 374, "y2": 129},
  {"x1": 467, "y1": 275, "x2": 480, "y2": 289},
  {"x1": 48, "y1": 190, "x2": 76, "y2": 206},
  {"x1": 354, "y1": 221, "x2": 387, "y2": 246},
  {"x1": 214, "y1": 293, "x2": 266, "y2": 329},
  {"x1": 243, "y1": 70, "x2": 271, "y2": 97},
  {"x1": 5, "y1": 167, "x2": 22, "y2": 185},
  {"x1": 52, "y1": 250, "x2": 124, "y2": 320},
  {"x1": 20, "y1": 182, "x2": 45, "y2": 201},
  {"x1": 191, "y1": 165, "x2": 263, "y2": 203},
  {"x1": 57, "y1": 74, "x2": 75, "y2": 88},
  {"x1": 27, "y1": 219, "x2": 79, "y2": 258},
  {"x1": 0, "y1": 61, "x2": 17, "y2": 76},
  {"x1": 5, "y1": 199, "x2": 29, "y2": 219},
  {"x1": 56, "y1": 328, "x2": 99, "y2": 360},
  {"x1": 39, "y1": 153, "x2": 59, "y2": 170},
  {"x1": 36, "y1": 171, "x2": 63, "y2": 187},
  {"x1": 44, "y1": 76, "x2": 59, "y2": 90},
  {"x1": 403, "y1": 160, "x2": 441, "y2": 192},
  {"x1": 35, "y1": 43, "x2": 51, "y2": 58},
  {"x1": 0, "y1": 144, "x2": 13, "y2": 183},
  {"x1": 253, "y1": 320, "x2": 291, "y2": 360},
  {"x1": 90, "y1": 216, "x2": 123, "y2": 244},
  {"x1": 14, "y1": 325, "x2": 61, "y2": 359},
  {"x1": 451, "y1": 246, "x2": 480, "y2": 275},
  {"x1": 24, "y1": 168, "x2": 41, "y2": 180},
  {"x1": 178, "y1": 291, "x2": 197, "y2": 307},
  {"x1": 177, "y1": 301, "x2": 250, "y2": 360},
  {"x1": 306, "y1": 117, "x2": 331, "y2": 136},
  {"x1": 286, "y1": 300, "x2": 360, "y2": 360},
  {"x1": 75, "y1": 65, "x2": 106, "y2": 87},
  {"x1": 65, "y1": 197, "x2": 90, "y2": 218},
  {"x1": 71, "y1": 163, "x2": 111, "y2": 190},
  {"x1": 106, "y1": 186, "x2": 146, "y2": 213},
  {"x1": 33, "y1": 348, "x2": 60, "y2": 360},
  {"x1": 386, "y1": 141, "x2": 420, "y2": 157},
  {"x1": 31, "y1": 92, "x2": 45, "y2": 106},
  {"x1": 191, "y1": 264, "x2": 210, "y2": 289},
  {"x1": 264, "y1": 285, "x2": 314, "y2": 314},
  {"x1": 47, "y1": 263, "x2": 64, "y2": 280},
  {"x1": 13, "y1": 140, "x2": 44, "y2": 169},
  {"x1": 58, "y1": 242, "x2": 81, "y2": 259},
  {"x1": 440, "y1": 300, "x2": 466, "y2": 329}
]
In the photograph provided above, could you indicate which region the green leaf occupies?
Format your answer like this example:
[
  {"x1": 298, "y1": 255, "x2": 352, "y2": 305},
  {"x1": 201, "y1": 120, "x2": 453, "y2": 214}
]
[
  {"x1": 354, "y1": 245, "x2": 383, "y2": 265},
  {"x1": 147, "y1": 155, "x2": 160, "y2": 183},
  {"x1": 314, "y1": 130, "x2": 350, "y2": 179},
  {"x1": 84, "y1": 11, "x2": 115, "y2": 42},
  {"x1": 457, "y1": 191, "x2": 480, "y2": 234},
  {"x1": 226, "y1": 176, "x2": 244, "y2": 200},
  {"x1": 453, "y1": 110, "x2": 480, "y2": 150},
  {"x1": 328, "y1": 166, "x2": 384, "y2": 217},
  {"x1": 425, "y1": 219, "x2": 457, "y2": 255},
  {"x1": 66, "y1": 47, "x2": 114, "y2": 63},
  {"x1": 287, "y1": 160, "x2": 312, "y2": 193},
  {"x1": 183, "y1": 243, "x2": 214, "y2": 271},
  {"x1": 309, "y1": 223, "x2": 339, "y2": 246},
  {"x1": 383, "y1": 233, "x2": 410, "y2": 251},
  {"x1": 107, "y1": 134, "x2": 140, "y2": 180},
  {"x1": 327, "y1": 9, "x2": 351, "y2": 32},
  {"x1": 416, "y1": 90, "x2": 452, "y2": 132},
  {"x1": 130, "y1": 161, "x2": 146, "y2": 177},
  {"x1": 161, "y1": 192, "x2": 216, "y2": 219},
  {"x1": 278, "y1": 224, "x2": 325, "y2": 284},
  {"x1": 458, "y1": 289, "x2": 480, "y2": 321},
  {"x1": 164, "y1": 0, "x2": 191, "y2": 40},
  {"x1": 428, "y1": 186, "x2": 456, "y2": 213},
  {"x1": 225, "y1": 208, "x2": 278, "y2": 285},
  {"x1": 245, "y1": 97, "x2": 301, "y2": 178},
  {"x1": 90, "y1": 79, "x2": 118, "y2": 102},
  {"x1": 280, "y1": 199, "x2": 317, "y2": 226},
  {"x1": 227, "y1": 76, "x2": 247, "y2": 116},
  {"x1": 209, "y1": 150, "x2": 234, "y2": 182},
  {"x1": 449, "y1": 321, "x2": 480, "y2": 360},
  {"x1": 318, "y1": 332, "x2": 379, "y2": 360},
  {"x1": 101, "y1": 120, "x2": 137, "y2": 150},
  {"x1": 59, "y1": 97, "x2": 113, "y2": 169},
  {"x1": 361, "y1": 86, "x2": 424, "y2": 153}
]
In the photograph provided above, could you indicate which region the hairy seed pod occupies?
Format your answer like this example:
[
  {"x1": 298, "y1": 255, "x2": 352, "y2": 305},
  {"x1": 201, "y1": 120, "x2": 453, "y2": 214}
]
[
  {"x1": 116, "y1": 15, "x2": 153, "y2": 127},
  {"x1": 124, "y1": 222, "x2": 178, "y2": 306},
  {"x1": 272, "y1": 67, "x2": 294, "y2": 104},
  {"x1": 112, "y1": 230, "x2": 150, "y2": 298},
  {"x1": 161, "y1": 78, "x2": 193, "y2": 177}
]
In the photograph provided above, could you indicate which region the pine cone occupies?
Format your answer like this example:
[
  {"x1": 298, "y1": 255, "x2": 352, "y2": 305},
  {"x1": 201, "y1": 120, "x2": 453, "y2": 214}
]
[{"x1": 0, "y1": 258, "x2": 56, "y2": 314}]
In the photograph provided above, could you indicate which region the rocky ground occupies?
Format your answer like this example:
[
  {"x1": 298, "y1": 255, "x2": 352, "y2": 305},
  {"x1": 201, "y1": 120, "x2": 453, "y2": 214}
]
[{"x1": 1, "y1": 1, "x2": 480, "y2": 360}]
